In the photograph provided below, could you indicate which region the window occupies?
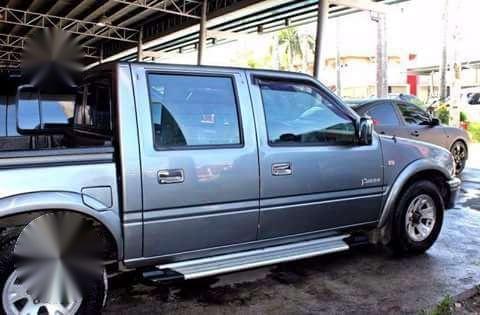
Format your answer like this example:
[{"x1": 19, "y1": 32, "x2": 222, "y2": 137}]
[
  {"x1": 366, "y1": 102, "x2": 400, "y2": 126},
  {"x1": 259, "y1": 80, "x2": 355, "y2": 146},
  {"x1": 468, "y1": 93, "x2": 480, "y2": 105},
  {"x1": 74, "y1": 77, "x2": 112, "y2": 134},
  {"x1": 0, "y1": 96, "x2": 6, "y2": 137},
  {"x1": 397, "y1": 102, "x2": 430, "y2": 125},
  {"x1": 147, "y1": 74, "x2": 241, "y2": 148}
]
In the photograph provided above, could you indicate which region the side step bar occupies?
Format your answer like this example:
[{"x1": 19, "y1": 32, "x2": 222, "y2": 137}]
[{"x1": 150, "y1": 235, "x2": 350, "y2": 281}]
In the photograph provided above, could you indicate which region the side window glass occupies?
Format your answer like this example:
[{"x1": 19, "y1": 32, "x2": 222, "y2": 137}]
[
  {"x1": 366, "y1": 102, "x2": 400, "y2": 126},
  {"x1": 468, "y1": 93, "x2": 480, "y2": 105},
  {"x1": 0, "y1": 96, "x2": 6, "y2": 137},
  {"x1": 259, "y1": 80, "x2": 355, "y2": 146},
  {"x1": 74, "y1": 77, "x2": 112, "y2": 134},
  {"x1": 6, "y1": 96, "x2": 19, "y2": 136},
  {"x1": 147, "y1": 74, "x2": 241, "y2": 148},
  {"x1": 397, "y1": 102, "x2": 430, "y2": 125}
]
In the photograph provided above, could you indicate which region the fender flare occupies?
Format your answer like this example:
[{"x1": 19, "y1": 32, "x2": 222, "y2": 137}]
[
  {"x1": 0, "y1": 191, "x2": 123, "y2": 260},
  {"x1": 378, "y1": 159, "x2": 452, "y2": 228}
]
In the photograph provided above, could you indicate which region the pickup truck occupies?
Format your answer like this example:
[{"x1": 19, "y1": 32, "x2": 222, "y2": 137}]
[{"x1": 0, "y1": 62, "x2": 460, "y2": 315}]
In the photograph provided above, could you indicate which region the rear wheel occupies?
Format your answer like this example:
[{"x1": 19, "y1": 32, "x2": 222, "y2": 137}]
[
  {"x1": 0, "y1": 213, "x2": 108, "y2": 315},
  {"x1": 390, "y1": 180, "x2": 444, "y2": 255},
  {"x1": 451, "y1": 140, "x2": 468, "y2": 174}
]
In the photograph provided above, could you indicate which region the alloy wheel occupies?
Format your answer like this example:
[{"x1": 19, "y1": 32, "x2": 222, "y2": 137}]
[{"x1": 405, "y1": 194, "x2": 437, "y2": 242}]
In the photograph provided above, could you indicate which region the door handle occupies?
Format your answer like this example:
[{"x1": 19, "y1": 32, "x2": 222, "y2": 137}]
[
  {"x1": 272, "y1": 163, "x2": 292, "y2": 176},
  {"x1": 410, "y1": 130, "x2": 420, "y2": 137},
  {"x1": 158, "y1": 169, "x2": 184, "y2": 184}
]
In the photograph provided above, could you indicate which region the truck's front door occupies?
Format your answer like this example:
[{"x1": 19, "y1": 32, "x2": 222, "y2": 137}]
[
  {"x1": 248, "y1": 72, "x2": 384, "y2": 239},
  {"x1": 131, "y1": 65, "x2": 259, "y2": 257}
]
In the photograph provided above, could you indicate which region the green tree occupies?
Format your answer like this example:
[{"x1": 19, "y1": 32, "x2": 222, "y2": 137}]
[
  {"x1": 277, "y1": 27, "x2": 315, "y2": 73},
  {"x1": 278, "y1": 28, "x2": 303, "y2": 71}
]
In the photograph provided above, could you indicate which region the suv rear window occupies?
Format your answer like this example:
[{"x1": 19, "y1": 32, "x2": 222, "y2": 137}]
[{"x1": 147, "y1": 74, "x2": 241, "y2": 149}]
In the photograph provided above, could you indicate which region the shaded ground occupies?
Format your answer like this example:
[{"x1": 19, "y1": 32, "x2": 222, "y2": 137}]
[{"x1": 105, "y1": 145, "x2": 480, "y2": 315}]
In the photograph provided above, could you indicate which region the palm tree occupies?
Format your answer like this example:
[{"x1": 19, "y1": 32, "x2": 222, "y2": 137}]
[
  {"x1": 278, "y1": 28, "x2": 303, "y2": 71},
  {"x1": 277, "y1": 27, "x2": 315, "y2": 73}
]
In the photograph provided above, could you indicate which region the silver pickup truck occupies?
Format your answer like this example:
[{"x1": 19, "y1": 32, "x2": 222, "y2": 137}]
[{"x1": 0, "y1": 62, "x2": 460, "y2": 315}]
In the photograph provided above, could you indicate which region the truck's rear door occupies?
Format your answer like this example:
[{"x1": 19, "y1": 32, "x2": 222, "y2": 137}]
[{"x1": 130, "y1": 64, "x2": 259, "y2": 258}]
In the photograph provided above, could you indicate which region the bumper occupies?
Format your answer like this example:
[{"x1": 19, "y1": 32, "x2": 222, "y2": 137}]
[{"x1": 446, "y1": 177, "x2": 461, "y2": 209}]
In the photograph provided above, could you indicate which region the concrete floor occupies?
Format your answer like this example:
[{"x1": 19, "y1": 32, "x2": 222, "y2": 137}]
[{"x1": 105, "y1": 145, "x2": 480, "y2": 315}]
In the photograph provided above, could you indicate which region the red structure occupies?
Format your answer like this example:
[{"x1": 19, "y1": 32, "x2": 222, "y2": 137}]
[{"x1": 407, "y1": 74, "x2": 418, "y2": 96}]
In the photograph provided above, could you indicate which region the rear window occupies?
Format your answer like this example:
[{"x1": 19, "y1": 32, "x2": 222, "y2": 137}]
[{"x1": 147, "y1": 74, "x2": 241, "y2": 149}]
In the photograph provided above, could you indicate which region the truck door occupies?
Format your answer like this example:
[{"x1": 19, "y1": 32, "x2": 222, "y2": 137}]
[
  {"x1": 247, "y1": 72, "x2": 384, "y2": 239},
  {"x1": 131, "y1": 65, "x2": 259, "y2": 257}
]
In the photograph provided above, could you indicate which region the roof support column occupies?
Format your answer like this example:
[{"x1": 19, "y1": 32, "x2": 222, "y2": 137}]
[
  {"x1": 375, "y1": 12, "x2": 388, "y2": 97},
  {"x1": 137, "y1": 26, "x2": 144, "y2": 62},
  {"x1": 197, "y1": 0, "x2": 208, "y2": 65},
  {"x1": 313, "y1": 0, "x2": 329, "y2": 79}
]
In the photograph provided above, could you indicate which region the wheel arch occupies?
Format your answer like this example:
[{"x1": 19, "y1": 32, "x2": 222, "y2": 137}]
[
  {"x1": 378, "y1": 159, "x2": 451, "y2": 228},
  {"x1": 0, "y1": 191, "x2": 123, "y2": 261}
]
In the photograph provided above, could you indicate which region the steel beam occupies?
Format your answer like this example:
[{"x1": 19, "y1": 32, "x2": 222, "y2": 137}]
[
  {"x1": 0, "y1": 6, "x2": 138, "y2": 43},
  {"x1": 0, "y1": 33, "x2": 100, "y2": 59},
  {"x1": 112, "y1": 0, "x2": 202, "y2": 19},
  {"x1": 197, "y1": 0, "x2": 207, "y2": 65},
  {"x1": 0, "y1": 50, "x2": 21, "y2": 62},
  {"x1": 0, "y1": 33, "x2": 24, "y2": 49},
  {"x1": 329, "y1": 0, "x2": 389, "y2": 13}
]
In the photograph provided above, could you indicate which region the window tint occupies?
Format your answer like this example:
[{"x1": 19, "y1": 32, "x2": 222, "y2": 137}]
[
  {"x1": 397, "y1": 102, "x2": 430, "y2": 125},
  {"x1": 74, "y1": 77, "x2": 112, "y2": 134},
  {"x1": 259, "y1": 80, "x2": 355, "y2": 146},
  {"x1": 147, "y1": 74, "x2": 241, "y2": 148},
  {"x1": 366, "y1": 102, "x2": 400, "y2": 126}
]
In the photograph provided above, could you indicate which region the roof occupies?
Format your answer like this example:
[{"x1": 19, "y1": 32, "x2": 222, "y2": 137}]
[{"x1": 0, "y1": 0, "x2": 408, "y2": 72}]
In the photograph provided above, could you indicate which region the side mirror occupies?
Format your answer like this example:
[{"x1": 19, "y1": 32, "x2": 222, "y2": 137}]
[
  {"x1": 429, "y1": 118, "x2": 440, "y2": 127},
  {"x1": 357, "y1": 116, "x2": 373, "y2": 145}
]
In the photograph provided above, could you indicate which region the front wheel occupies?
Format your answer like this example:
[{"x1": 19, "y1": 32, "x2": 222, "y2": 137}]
[
  {"x1": 0, "y1": 213, "x2": 108, "y2": 315},
  {"x1": 451, "y1": 140, "x2": 468, "y2": 174},
  {"x1": 390, "y1": 180, "x2": 444, "y2": 255}
]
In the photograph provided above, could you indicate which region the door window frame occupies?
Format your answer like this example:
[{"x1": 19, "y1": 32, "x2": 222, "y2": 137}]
[
  {"x1": 254, "y1": 76, "x2": 358, "y2": 148},
  {"x1": 394, "y1": 101, "x2": 431, "y2": 126},
  {"x1": 366, "y1": 100, "x2": 402, "y2": 127},
  {"x1": 146, "y1": 71, "x2": 245, "y2": 151}
]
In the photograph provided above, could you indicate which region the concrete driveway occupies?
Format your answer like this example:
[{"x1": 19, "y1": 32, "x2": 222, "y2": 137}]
[{"x1": 105, "y1": 145, "x2": 480, "y2": 315}]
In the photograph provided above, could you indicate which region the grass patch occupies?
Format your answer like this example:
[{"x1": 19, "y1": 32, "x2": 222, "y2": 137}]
[
  {"x1": 420, "y1": 295, "x2": 455, "y2": 315},
  {"x1": 469, "y1": 122, "x2": 480, "y2": 143}
]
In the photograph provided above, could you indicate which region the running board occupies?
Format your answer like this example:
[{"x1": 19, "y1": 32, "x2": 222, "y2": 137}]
[{"x1": 152, "y1": 235, "x2": 350, "y2": 280}]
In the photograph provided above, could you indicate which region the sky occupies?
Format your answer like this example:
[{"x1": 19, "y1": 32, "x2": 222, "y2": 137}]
[{"x1": 159, "y1": 0, "x2": 480, "y2": 68}]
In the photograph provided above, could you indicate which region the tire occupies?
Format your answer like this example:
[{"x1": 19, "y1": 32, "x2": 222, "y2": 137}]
[
  {"x1": 390, "y1": 180, "x2": 444, "y2": 255},
  {"x1": 0, "y1": 213, "x2": 108, "y2": 315},
  {"x1": 451, "y1": 140, "x2": 468, "y2": 174}
]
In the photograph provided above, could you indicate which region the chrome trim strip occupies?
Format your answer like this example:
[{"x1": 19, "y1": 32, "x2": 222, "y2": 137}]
[
  {"x1": 0, "y1": 153, "x2": 113, "y2": 168},
  {"x1": 262, "y1": 193, "x2": 385, "y2": 212}
]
